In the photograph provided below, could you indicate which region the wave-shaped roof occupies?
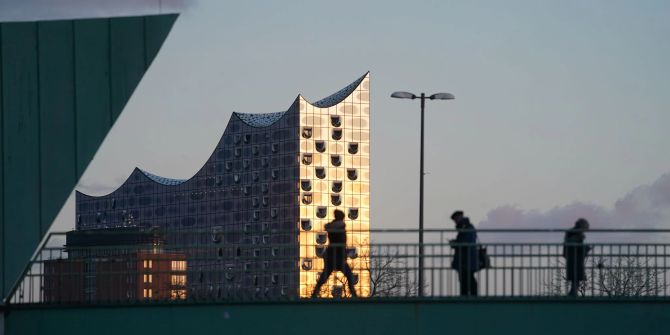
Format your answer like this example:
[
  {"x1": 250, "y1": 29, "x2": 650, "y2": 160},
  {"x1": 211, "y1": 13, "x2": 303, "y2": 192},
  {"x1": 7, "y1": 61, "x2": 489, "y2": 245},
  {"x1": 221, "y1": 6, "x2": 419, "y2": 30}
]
[
  {"x1": 234, "y1": 111, "x2": 287, "y2": 127},
  {"x1": 312, "y1": 73, "x2": 368, "y2": 108},
  {"x1": 139, "y1": 169, "x2": 187, "y2": 185}
]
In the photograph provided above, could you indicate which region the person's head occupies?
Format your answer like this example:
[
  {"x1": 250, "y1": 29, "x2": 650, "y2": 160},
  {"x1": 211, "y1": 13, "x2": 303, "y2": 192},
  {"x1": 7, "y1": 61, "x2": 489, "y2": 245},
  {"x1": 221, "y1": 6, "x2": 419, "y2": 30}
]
[
  {"x1": 450, "y1": 211, "x2": 464, "y2": 224},
  {"x1": 333, "y1": 209, "x2": 345, "y2": 221},
  {"x1": 575, "y1": 218, "x2": 590, "y2": 231}
]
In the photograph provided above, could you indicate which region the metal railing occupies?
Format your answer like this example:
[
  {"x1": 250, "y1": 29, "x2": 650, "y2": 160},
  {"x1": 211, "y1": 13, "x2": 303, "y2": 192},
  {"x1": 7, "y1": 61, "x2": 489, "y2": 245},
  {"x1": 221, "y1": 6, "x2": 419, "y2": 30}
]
[{"x1": 6, "y1": 229, "x2": 670, "y2": 305}]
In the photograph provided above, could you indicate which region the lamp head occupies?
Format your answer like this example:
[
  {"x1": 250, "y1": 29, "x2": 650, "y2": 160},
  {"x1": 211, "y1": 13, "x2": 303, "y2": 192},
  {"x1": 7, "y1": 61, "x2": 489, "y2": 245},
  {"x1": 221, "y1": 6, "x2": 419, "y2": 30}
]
[
  {"x1": 391, "y1": 91, "x2": 416, "y2": 99},
  {"x1": 429, "y1": 93, "x2": 455, "y2": 100}
]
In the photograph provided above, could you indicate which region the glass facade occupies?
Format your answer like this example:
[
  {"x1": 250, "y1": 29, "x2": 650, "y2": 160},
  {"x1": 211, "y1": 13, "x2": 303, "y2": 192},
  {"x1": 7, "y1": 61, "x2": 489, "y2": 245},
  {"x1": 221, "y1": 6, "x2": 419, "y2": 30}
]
[{"x1": 75, "y1": 73, "x2": 371, "y2": 299}]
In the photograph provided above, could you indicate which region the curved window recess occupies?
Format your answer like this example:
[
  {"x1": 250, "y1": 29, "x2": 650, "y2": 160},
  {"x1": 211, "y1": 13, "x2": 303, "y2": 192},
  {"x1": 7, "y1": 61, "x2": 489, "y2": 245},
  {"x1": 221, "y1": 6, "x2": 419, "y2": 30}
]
[
  {"x1": 253, "y1": 211, "x2": 260, "y2": 221},
  {"x1": 252, "y1": 197, "x2": 260, "y2": 208},
  {"x1": 316, "y1": 232, "x2": 327, "y2": 245},
  {"x1": 263, "y1": 261, "x2": 270, "y2": 269},
  {"x1": 216, "y1": 175, "x2": 224, "y2": 186},
  {"x1": 315, "y1": 245, "x2": 326, "y2": 258},
  {"x1": 302, "y1": 192, "x2": 313, "y2": 205},
  {"x1": 236, "y1": 247, "x2": 242, "y2": 257},
  {"x1": 331, "y1": 155, "x2": 342, "y2": 167},
  {"x1": 262, "y1": 235, "x2": 270, "y2": 244},
  {"x1": 262, "y1": 196, "x2": 269, "y2": 206},
  {"x1": 331, "y1": 115, "x2": 342, "y2": 127},
  {"x1": 271, "y1": 208, "x2": 279, "y2": 219},
  {"x1": 262, "y1": 222, "x2": 270, "y2": 231},
  {"x1": 243, "y1": 159, "x2": 250, "y2": 169},
  {"x1": 217, "y1": 248, "x2": 224, "y2": 259},
  {"x1": 332, "y1": 129, "x2": 343, "y2": 140},
  {"x1": 244, "y1": 186, "x2": 251, "y2": 195},
  {"x1": 96, "y1": 212, "x2": 104, "y2": 223},
  {"x1": 346, "y1": 247, "x2": 358, "y2": 259},
  {"x1": 199, "y1": 272, "x2": 204, "y2": 283},
  {"x1": 348, "y1": 142, "x2": 359, "y2": 154},
  {"x1": 302, "y1": 127, "x2": 312, "y2": 139},
  {"x1": 301, "y1": 258, "x2": 313, "y2": 270},
  {"x1": 332, "y1": 181, "x2": 343, "y2": 193},
  {"x1": 272, "y1": 248, "x2": 280, "y2": 257},
  {"x1": 315, "y1": 141, "x2": 326, "y2": 153},
  {"x1": 302, "y1": 154, "x2": 313, "y2": 165},
  {"x1": 243, "y1": 134, "x2": 251, "y2": 144},
  {"x1": 252, "y1": 171, "x2": 259, "y2": 181},
  {"x1": 262, "y1": 157, "x2": 269, "y2": 167},
  {"x1": 225, "y1": 162, "x2": 232, "y2": 171},
  {"x1": 234, "y1": 134, "x2": 242, "y2": 144},
  {"x1": 253, "y1": 249, "x2": 261, "y2": 258},
  {"x1": 301, "y1": 180, "x2": 312, "y2": 191},
  {"x1": 262, "y1": 183, "x2": 269, "y2": 194},
  {"x1": 351, "y1": 272, "x2": 359, "y2": 285},
  {"x1": 331, "y1": 194, "x2": 342, "y2": 206},
  {"x1": 316, "y1": 206, "x2": 328, "y2": 218},
  {"x1": 111, "y1": 198, "x2": 116, "y2": 209},
  {"x1": 244, "y1": 224, "x2": 251, "y2": 233},
  {"x1": 315, "y1": 167, "x2": 326, "y2": 179},
  {"x1": 234, "y1": 148, "x2": 242, "y2": 157},
  {"x1": 252, "y1": 146, "x2": 259, "y2": 155},
  {"x1": 272, "y1": 169, "x2": 279, "y2": 180},
  {"x1": 252, "y1": 236, "x2": 260, "y2": 245},
  {"x1": 211, "y1": 226, "x2": 224, "y2": 244},
  {"x1": 300, "y1": 219, "x2": 312, "y2": 231},
  {"x1": 347, "y1": 168, "x2": 358, "y2": 181},
  {"x1": 245, "y1": 263, "x2": 251, "y2": 271},
  {"x1": 348, "y1": 208, "x2": 359, "y2": 220},
  {"x1": 272, "y1": 274, "x2": 279, "y2": 285},
  {"x1": 272, "y1": 143, "x2": 280, "y2": 153}
]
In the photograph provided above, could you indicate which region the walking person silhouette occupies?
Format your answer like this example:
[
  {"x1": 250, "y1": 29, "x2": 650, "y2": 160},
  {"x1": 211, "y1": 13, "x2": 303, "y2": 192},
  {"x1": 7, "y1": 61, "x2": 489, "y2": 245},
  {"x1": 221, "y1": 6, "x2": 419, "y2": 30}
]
[
  {"x1": 564, "y1": 218, "x2": 591, "y2": 297},
  {"x1": 311, "y1": 209, "x2": 358, "y2": 298}
]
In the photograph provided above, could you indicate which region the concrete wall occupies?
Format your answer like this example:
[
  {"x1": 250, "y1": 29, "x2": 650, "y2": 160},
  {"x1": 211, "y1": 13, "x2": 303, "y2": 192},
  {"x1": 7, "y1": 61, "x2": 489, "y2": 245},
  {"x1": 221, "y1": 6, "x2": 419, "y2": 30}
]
[
  {"x1": 4, "y1": 300, "x2": 670, "y2": 335},
  {"x1": 0, "y1": 14, "x2": 177, "y2": 300}
]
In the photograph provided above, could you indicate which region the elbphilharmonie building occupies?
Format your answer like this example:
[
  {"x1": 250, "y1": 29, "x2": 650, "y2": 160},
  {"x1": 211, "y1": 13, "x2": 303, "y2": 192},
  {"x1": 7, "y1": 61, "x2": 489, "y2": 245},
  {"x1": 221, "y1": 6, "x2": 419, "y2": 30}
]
[{"x1": 75, "y1": 73, "x2": 371, "y2": 299}]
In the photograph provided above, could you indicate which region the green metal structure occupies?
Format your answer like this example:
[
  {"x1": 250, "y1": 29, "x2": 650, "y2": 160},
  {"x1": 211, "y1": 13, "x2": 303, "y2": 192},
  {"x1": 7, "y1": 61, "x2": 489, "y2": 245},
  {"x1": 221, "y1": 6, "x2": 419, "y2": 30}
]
[{"x1": 0, "y1": 14, "x2": 178, "y2": 300}]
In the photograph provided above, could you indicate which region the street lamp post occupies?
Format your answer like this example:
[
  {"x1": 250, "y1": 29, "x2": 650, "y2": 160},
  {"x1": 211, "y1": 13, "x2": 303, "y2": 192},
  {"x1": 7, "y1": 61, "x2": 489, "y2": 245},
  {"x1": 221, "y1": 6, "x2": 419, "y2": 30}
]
[{"x1": 390, "y1": 91, "x2": 455, "y2": 297}]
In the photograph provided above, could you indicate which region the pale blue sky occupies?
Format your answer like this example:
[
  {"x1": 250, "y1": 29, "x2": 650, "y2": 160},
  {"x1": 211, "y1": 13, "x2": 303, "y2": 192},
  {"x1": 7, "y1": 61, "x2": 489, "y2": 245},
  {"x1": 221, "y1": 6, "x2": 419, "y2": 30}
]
[{"x1": 2, "y1": 0, "x2": 669, "y2": 234}]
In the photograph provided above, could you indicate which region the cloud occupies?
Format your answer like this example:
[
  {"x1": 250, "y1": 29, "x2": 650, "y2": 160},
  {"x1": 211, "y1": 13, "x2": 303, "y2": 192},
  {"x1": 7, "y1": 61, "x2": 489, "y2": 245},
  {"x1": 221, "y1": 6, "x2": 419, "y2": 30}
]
[
  {"x1": 0, "y1": 0, "x2": 195, "y2": 22},
  {"x1": 478, "y1": 172, "x2": 670, "y2": 242}
]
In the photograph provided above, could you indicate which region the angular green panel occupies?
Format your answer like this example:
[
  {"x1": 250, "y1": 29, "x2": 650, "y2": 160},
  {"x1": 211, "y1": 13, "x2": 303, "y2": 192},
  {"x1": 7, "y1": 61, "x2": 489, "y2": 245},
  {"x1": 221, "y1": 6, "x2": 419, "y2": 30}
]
[
  {"x1": 38, "y1": 21, "x2": 76, "y2": 236},
  {"x1": 110, "y1": 17, "x2": 145, "y2": 122},
  {"x1": 73, "y1": 19, "x2": 112, "y2": 177},
  {"x1": 1, "y1": 22, "x2": 40, "y2": 294},
  {"x1": 144, "y1": 14, "x2": 178, "y2": 66}
]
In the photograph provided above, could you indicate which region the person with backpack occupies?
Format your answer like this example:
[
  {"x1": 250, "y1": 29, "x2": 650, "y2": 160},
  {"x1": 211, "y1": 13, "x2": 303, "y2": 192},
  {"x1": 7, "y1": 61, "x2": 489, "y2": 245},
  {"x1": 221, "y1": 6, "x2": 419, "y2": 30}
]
[
  {"x1": 449, "y1": 210, "x2": 479, "y2": 297},
  {"x1": 311, "y1": 209, "x2": 358, "y2": 298}
]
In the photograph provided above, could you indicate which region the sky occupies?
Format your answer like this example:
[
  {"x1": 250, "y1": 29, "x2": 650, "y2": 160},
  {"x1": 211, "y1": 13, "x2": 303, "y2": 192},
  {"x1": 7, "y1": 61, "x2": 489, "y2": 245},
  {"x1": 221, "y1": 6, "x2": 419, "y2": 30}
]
[{"x1": 2, "y1": 0, "x2": 669, "y2": 241}]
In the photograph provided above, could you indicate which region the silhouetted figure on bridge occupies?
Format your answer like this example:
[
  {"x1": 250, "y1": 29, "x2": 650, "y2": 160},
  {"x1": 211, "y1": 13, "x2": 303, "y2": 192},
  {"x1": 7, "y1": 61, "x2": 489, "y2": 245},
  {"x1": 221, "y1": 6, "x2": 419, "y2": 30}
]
[
  {"x1": 450, "y1": 210, "x2": 479, "y2": 297},
  {"x1": 311, "y1": 210, "x2": 358, "y2": 298},
  {"x1": 564, "y1": 218, "x2": 591, "y2": 297}
]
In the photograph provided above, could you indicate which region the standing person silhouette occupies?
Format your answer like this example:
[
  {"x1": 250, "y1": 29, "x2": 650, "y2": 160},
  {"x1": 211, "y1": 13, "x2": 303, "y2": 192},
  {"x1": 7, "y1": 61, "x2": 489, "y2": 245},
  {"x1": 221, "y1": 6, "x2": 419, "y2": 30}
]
[
  {"x1": 311, "y1": 210, "x2": 358, "y2": 298},
  {"x1": 449, "y1": 210, "x2": 479, "y2": 297},
  {"x1": 564, "y1": 218, "x2": 591, "y2": 297}
]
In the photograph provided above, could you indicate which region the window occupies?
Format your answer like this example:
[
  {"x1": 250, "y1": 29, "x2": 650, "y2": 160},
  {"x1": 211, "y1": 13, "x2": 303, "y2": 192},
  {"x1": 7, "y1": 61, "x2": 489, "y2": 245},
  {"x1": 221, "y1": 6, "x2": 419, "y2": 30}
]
[
  {"x1": 315, "y1": 245, "x2": 326, "y2": 258},
  {"x1": 243, "y1": 159, "x2": 250, "y2": 169},
  {"x1": 272, "y1": 143, "x2": 280, "y2": 153},
  {"x1": 272, "y1": 248, "x2": 280, "y2": 257},
  {"x1": 171, "y1": 275, "x2": 187, "y2": 286},
  {"x1": 243, "y1": 134, "x2": 251, "y2": 143},
  {"x1": 234, "y1": 148, "x2": 241, "y2": 157},
  {"x1": 144, "y1": 260, "x2": 153, "y2": 269},
  {"x1": 143, "y1": 288, "x2": 152, "y2": 299},
  {"x1": 331, "y1": 115, "x2": 342, "y2": 127},
  {"x1": 332, "y1": 129, "x2": 343, "y2": 140},
  {"x1": 143, "y1": 274, "x2": 153, "y2": 283},
  {"x1": 316, "y1": 206, "x2": 327, "y2": 218},
  {"x1": 302, "y1": 127, "x2": 312, "y2": 139},
  {"x1": 331, "y1": 194, "x2": 342, "y2": 206},
  {"x1": 331, "y1": 155, "x2": 342, "y2": 167},
  {"x1": 302, "y1": 154, "x2": 313, "y2": 165},
  {"x1": 348, "y1": 208, "x2": 359, "y2": 220},
  {"x1": 234, "y1": 174, "x2": 241, "y2": 184},
  {"x1": 171, "y1": 260, "x2": 186, "y2": 271},
  {"x1": 332, "y1": 181, "x2": 342, "y2": 193},
  {"x1": 216, "y1": 175, "x2": 223, "y2": 186},
  {"x1": 272, "y1": 274, "x2": 279, "y2": 285},
  {"x1": 271, "y1": 208, "x2": 279, "y2": 218},
  {"x1": 225, "y1": 162, "x2": 232, "y2": 171},
  {"x1": 347, "y1": 168, "x2": 358, "y2": 181},
  {"x1": 272, "y1": 169, "x2": 279, "y2": 180},
  {"x1": 252, "y1": 171, "x2": 259, "y2": 181},
  {"x1": 253, "y1": 211, "x2": 260, "y2": 220},
  {"x1": 262, "y1": 183, "x2": 269, "y2": 193},
  {"x1": 252, "y1": 146, "x2": 259, "y2": 155},
  {"x1": 212, "y1": 226, "x2": 224, "y2": 243},
  {"x1": 262, "y1": 157, "x2": 269, "y2": 167},
  {"x1": 234, "y1": 134, "x2": 242, "y2": 144},
  {"x1": 244, "y1": 186, "x2": 251, "y2": 195},
  {"x1": 262, "y1": 196, "x2": 269, "y2": 206},
  {"x1": 315, "y1": 167, "x2": 326, "y2": 179},
  {"x1": 252, "y1": 197, "x2": 260, "y2": 208},
  {"x1": 316, "y1": 232, "x2": 327, "y2": 245},
  {"x1": 348, "y1": 142, "x2": 359, "y2": 154},
  {"x1": 301, "y1": 259, "x2": 313, "y2": 270},
  {"x1": 302, "y1": 193, "x2": 313, "y2": 205},
  {"x1": 346, "y1": 247, "x2": 359, "y2": 259},
  {"x1": 301, "y1": 180, "x2": 312, "y2": 191},
  {"x1": 315, "y1": 141, "x2": 326, "y2": 153},
  {"x1": 300, "y1": 219, "x2": 312, "y2": 231},
  {"x1": 263, "y1": 235, "x2": 270, "y2": 244},
  {"x1": 171, "y1": 289, "x2": 187, "y2": 300}
]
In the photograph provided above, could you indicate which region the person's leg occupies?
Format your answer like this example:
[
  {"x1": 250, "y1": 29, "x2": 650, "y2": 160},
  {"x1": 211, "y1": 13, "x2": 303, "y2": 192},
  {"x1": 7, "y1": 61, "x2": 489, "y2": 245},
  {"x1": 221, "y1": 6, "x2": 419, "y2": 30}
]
[
  {"x1": 568, "y1": 278, "x2": 578, "y2": 297},
  {"x1": 469, "y1": 270, "x2": 478, "y2": 297},
  {"x1": 342, "y1": 263, "x2": 358, "y2": 297},
  {"x1": 312, "y1": 263, "x2": 333, "y2": 297},
  {"x1": 458, "y1": 270, "x2": 468, "y2": 296}
]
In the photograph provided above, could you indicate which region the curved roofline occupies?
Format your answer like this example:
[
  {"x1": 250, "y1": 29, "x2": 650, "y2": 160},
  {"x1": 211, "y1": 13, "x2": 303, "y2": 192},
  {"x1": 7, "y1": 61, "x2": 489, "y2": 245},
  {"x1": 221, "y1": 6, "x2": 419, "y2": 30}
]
[
  {"x1": 301, "y1": 71, "x2": 369, "y2": 108},
  {"x1": 77, "y1": 167, "x2": 190, "y2": 198},
  {"x1": 233, "y1": 110, "x2": 288, "y2": 128}
]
